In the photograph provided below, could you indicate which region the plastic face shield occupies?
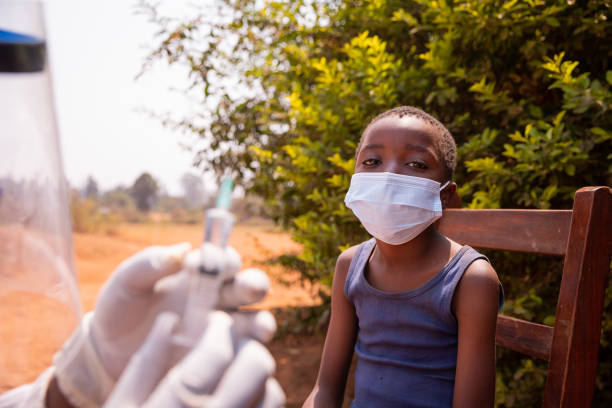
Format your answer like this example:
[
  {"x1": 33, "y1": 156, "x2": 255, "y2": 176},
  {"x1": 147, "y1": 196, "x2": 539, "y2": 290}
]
[{"x1": 0, "y1": 1, "x2": 82, "y2": 391}]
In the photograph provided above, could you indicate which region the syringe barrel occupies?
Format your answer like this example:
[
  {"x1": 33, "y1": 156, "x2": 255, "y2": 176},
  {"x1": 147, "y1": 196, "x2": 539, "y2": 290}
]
[
  {"x1": 204, "y1": 207, "x2": 235, "y2": 247},
  {"x1": 172, "y1": 241, "x2": 228, "y2": 354}
]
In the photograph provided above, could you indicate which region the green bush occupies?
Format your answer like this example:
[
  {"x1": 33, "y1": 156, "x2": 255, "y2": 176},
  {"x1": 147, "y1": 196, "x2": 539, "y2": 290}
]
[
  {"x1": 140, "y1": 0, "x2": 612, "y2": 404},
  {"x1": 70, "y1": 191, "x2": 119, "y2": 233},
  {"x1": 100, "y1": 188, "x2": 146, "y2": 223}
]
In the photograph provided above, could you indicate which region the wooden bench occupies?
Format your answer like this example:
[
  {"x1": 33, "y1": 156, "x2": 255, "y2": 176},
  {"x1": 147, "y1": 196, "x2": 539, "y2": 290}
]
[{"x1": 437, "y1": 186, "x2": 612, "y2": 407}]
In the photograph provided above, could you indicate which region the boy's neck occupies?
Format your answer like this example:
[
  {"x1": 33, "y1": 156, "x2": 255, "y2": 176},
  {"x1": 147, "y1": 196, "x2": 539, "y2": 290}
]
[{"x1": 373, "y1": 226, "x2": 449, "y2": 271}]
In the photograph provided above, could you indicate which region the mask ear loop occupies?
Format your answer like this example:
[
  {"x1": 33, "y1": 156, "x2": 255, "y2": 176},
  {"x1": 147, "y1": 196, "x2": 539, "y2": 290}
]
[{"x1": 439, "y1": 180, "x2": 452, "y2": 209}]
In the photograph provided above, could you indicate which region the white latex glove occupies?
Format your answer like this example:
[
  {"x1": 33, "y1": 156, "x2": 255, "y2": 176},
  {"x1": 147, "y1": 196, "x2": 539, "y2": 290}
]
[
  {"x1": 53, "y1": 242, "x2": 273, "y2": 407},
  {"x1": 104, "y1": 311, "x2": 285, "y2": 408}
]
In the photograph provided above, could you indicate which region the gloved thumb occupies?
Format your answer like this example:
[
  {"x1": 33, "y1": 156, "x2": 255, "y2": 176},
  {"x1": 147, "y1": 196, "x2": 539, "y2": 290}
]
[
  {"x1": 103, "y1": 312, "x2": 179, "y2": 407},
  {"x1": 115, "y1": 243, "x2": 192, "y2": 294}
]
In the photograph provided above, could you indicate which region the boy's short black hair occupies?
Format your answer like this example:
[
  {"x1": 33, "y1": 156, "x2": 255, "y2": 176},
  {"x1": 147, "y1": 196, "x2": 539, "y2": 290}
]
[{"x1": 356, "y1": 106, "x2": 457, "y2": 181}]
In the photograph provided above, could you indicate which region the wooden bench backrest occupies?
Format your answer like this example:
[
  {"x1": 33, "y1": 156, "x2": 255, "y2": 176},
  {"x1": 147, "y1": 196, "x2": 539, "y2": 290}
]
[{"x1": 437, "y1": 186, "x2": 612, "y2": 407}]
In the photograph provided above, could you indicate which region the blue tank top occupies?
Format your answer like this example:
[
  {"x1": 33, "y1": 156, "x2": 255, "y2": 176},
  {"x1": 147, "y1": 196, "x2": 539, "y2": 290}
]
[{"x1": 344, "y1": 239, "x2": 503, "y2": 408}]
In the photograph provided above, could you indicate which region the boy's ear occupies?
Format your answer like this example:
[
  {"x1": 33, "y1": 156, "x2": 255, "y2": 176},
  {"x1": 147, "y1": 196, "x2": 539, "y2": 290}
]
[{"x1": 441, "y1": 182, "x2": 461, "y2": 209}]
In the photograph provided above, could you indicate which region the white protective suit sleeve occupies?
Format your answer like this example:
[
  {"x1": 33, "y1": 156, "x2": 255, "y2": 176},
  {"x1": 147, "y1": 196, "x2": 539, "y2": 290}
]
[{"x1": 0, "y1": 368, "x2": 54, "y2": 408}]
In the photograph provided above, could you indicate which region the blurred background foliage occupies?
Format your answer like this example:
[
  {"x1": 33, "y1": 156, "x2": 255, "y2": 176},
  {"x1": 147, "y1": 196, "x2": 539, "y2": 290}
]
[
  {"x1": 138, "y1": 0, "x2": 611, "y2": 405},
  {"x1": 70, "y1": 171, "x2": 267, "y2": 233}
]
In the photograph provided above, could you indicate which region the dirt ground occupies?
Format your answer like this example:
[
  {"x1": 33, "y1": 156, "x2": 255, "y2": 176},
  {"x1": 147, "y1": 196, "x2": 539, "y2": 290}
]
[{"x1": 1, "y1": 221, "x2": 327, "y2": 406}]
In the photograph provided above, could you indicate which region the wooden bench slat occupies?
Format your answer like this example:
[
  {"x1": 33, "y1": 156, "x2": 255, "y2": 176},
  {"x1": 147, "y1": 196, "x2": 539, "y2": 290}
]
[
  {"x1": 496, "y1": 315, "x2": 554, "y2": 361},
  {"x1": 438, "y1": 209, "x2": 572, "y2": 256}
]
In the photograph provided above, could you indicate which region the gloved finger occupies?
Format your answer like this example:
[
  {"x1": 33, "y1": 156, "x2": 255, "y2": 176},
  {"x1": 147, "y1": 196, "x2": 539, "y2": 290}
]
[
  {"x1": 218, "y1": 268, "x2": 270, "y2": 309},
  {"x1": 183, "y1": 243, "x2": 228, "y2": 279},
  {"x1": 142, "y1": 311, "x2": 236, "y2": 408},
  {"x1": 115, "y1": 242, "x2": 192, "y2": 294},
  {"x1": 231, "y1": 310, "x2": 277, "y2": 344},
  {"x1": 208, "y1": 339, "x2": 276, "y2": 408},
  {"x1": 256, "y1": 378, "x2": 286, "y2": 408},
  {"x1": 103, "y1": 312, "x2": 179, "y2": 407},
  {"x1": 176, "y1": 310, "x2": 235, "y2": 394},
  {"x1": 224, "y1": 245, "x2": 242, "y2": 279}
]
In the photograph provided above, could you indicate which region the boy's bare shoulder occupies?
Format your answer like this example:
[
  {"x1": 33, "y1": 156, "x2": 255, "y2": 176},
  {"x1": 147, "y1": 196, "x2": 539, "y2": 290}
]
[
  {"x1": 463, "y1": 259, "x2": 499, "y2": 285},
  {"x1": 454, "y1": 259, "x2": 500, "y2": 310},
  {"x1": 335, "y1": 245, "x2": 361, "y2": 278}
]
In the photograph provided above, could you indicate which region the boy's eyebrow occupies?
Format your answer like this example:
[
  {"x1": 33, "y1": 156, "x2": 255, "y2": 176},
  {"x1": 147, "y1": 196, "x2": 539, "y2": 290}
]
[
  {"x1": 361, "y1": 143, "x2": 432, "y2": 154},
  {"x1": 405, "y1": 143, "x2": 429, "y2": 153}
]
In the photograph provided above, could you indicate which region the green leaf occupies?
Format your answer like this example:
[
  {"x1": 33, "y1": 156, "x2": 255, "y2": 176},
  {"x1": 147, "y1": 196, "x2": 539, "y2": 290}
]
[
  {"x1": 541, "y1": 185, "x2": 558, "y2": 202},
  {"x1": 591, "y1": 127, "x2": 612, "y2": 143},
  {"x1": 502, "y1": 0, "x2": 519, "y2": 10},
  {"x1": 545, "y1": 17, "x2": 560, "y2": 27},
  {"x1": 391, "y1": 9, "x2": 418, "y2": 26}
]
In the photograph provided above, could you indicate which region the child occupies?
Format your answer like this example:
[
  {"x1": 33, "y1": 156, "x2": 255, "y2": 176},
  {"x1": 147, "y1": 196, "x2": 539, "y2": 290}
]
[{"x1": 302, "y1": 106, "x2": 503, "y2": 408}]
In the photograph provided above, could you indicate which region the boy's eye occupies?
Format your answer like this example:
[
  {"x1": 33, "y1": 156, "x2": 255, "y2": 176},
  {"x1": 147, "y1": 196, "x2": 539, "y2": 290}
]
[
  {"x1": 362, "y1": 158, "x2": 380, "y2": 166},
  {"x1": 407, "y1": 161, "x2": 427, "y2": 170}
]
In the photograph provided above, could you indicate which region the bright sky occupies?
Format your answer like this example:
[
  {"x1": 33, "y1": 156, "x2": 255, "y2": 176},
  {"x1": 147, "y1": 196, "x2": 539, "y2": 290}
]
[{"x1": 44, "y1": 0, "x2": 215, "y2": 196}]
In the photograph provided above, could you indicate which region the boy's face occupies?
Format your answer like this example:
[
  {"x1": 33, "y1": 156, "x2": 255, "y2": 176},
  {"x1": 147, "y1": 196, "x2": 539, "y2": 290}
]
[{"x1": 355, "y1": 115, "x2": 446, "y2": 183}]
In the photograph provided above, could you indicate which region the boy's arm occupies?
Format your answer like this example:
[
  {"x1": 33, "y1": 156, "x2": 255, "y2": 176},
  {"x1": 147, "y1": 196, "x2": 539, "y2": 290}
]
[
  {"x1": 302, "y1": 247, "x2": 359, "y2": 408},
  {"x1": 452, "y1": 259, "x2": 500, "y2": 408}
]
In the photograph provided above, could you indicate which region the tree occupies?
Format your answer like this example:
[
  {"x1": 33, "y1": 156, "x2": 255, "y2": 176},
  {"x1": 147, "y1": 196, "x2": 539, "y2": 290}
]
[
  {"x1": 83, "y1": 175, "x2": 99, "y2": 199},
  {"x1": 139, "y1": 0, "x2": 611, "y2": 279},
  {"x1": 180, "y1": 172, "x2": 207, "y2": 208},
  {"x1": 130, "y1": 172, "x2": 158, "y2": 212}
]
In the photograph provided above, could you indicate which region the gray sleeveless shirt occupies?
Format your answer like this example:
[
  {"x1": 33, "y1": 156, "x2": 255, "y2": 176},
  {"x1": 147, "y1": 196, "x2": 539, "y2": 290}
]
[{"x1": 344, "y1": 239, "x2": 503, "y2": 408}]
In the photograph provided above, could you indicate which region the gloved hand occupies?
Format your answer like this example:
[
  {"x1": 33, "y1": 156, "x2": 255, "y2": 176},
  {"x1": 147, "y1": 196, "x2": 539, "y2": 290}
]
[
  {"x1": 53, "y1": 242, "x2": 275, "y2": 407},
  {"x1": 104, "y1": 311, "x2": 285, "y2": 408}
]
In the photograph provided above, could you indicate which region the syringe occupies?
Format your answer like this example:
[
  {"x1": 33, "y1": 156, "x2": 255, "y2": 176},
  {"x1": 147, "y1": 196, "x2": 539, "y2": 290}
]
[
  {"x1": 173, "y1": 178, "x2": 236, "y2": 349},
  {"x1": 203, "y1": 178, "x2": 235, "y2": 248}
]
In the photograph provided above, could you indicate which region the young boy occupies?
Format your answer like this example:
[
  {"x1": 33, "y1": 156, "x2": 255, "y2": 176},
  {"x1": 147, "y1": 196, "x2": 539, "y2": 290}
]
[{"x1": 302, "y1": 106, "x2": 503, "y2": 408}]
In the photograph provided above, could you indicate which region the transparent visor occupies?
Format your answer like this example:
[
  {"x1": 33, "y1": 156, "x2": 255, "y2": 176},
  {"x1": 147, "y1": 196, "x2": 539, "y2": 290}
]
[{"x1": 0, "y1": 1, "x2": 82, "y2": 391}]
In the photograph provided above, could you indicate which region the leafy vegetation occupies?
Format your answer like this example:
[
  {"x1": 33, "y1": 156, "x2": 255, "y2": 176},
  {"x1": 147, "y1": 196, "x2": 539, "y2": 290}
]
[
  {"x1": 139, "y1": 0, "x2": 612, "y2": 405},
  {"x1": 70, "y1": 172, "x2": 267, "y2": 231}
]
